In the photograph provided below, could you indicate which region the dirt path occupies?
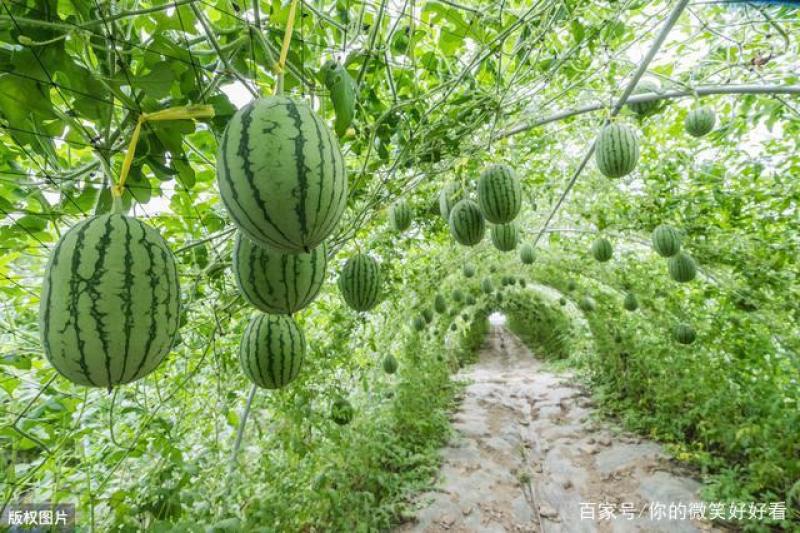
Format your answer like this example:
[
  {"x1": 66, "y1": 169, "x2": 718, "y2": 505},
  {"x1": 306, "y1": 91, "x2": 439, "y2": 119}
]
[{"x1": 397, "y1": 321, "x2": 722, "y2": 533}]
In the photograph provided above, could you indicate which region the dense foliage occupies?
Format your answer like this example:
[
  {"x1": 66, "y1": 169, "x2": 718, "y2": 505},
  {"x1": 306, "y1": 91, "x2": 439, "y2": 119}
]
[{"x1": 1, "y1": 0, "x2": 798, "y2": 530}]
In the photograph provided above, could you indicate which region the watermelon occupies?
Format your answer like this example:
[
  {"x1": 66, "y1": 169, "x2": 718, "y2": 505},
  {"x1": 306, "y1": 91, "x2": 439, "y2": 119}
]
[
  {"x1": 559, "y1": 297, "x2": 567, "y2": 306},
  {"x1": 623, "y1": 292, "x2": 638, "y2": 311},
  {"x1": 566, "y1": 279, "x2": 577, "y2": 292},
  {"x1": 382, "y1": 354, "x2": 398, "y2": 374},
  {"x1": 452, "y1": 289, "x2": 464, "y2": 302},
  {"x1": 449, "y1": 199, "x2": 485, "y2": 246},
  {"x1": 477, "y1": 164, "x2": 522, "y2": 224},
  {"x1": 39, "y1": 214, "x2": 180, "y2": 388},
  {"x1": 461, "y1": 313, "x2": 469, "y2": 320},
  {"x1": 412, "y1": 316, "x2": 426, "y2": 331},
  {"x1": 668, "y1": 252, "x2": 696, "y2": 283},
  {"x1": 595, "y1": 123, "x2": 639, "y2": 178},
  {"x1": 673, "y1": 323, "x2": 696, "y2": 345},
  {"x1": 463, "y1": 264, "x2": 476, "y2": 278},
  {"x1": 491, "y1": 223, "x2": 518, "y2": 252},
  {"x1": 465, "y1": 295, "x2": 476, "y2": 306},
  {"x1": 450, "y1": 323, "x2": 457, "y2": 331},
  {"x1": 439, "y1": 182, "x2": 462, "y2": 219},
  {"x1": 338, "y1": 253, "x2": 382, "y2": 311},
  {"x1": 519, "y1": 243, "x2": 535, "y2": 264},
  {"x1": 496, "y1": 292, "x2": 504, "y2": 304},
  {"x1": 489, "y1": 265, "x2": 497, "y2": 273},
  {"x1": 233, "y1": 232, "x2": 326, "y2": 315},
  {"x1": 652, "y1": 225, "x2": 681, "y2": 257},
  {"x1": 579, "y1": 296, "x2": 596, "y2": 312},
  {"x1": 628, "y1": 79, "x2": 662, "y2": 117},
  {"x1": 216, "y1": 96, "x2": 347, "y2": 253},
  {"x1": 481, "y1": 278, "x2": 493, "y2": 294},
  {"x1": 389, "y1": 200, "x2": 412, "y2": 232},
  {"x1": 331, "y1": 397, "x2": 354, "y2": 425},
  {"x1": 239, "y1": 313, "x2": 305, "y2": 389},
  {"x1": 434, "y1": 294, "x2": 448, "y2": 314},
  {"x1": 422, "y1": 308, "x2": 434, "y2": 323},
  {"x1": 684, "y1": 106, "x2": 715, "y2": 137},
  {"x1": 591, "y1": 238, "x2": 613, "y2": 262},
  {"x1": 518, "y1": 278, "x2": 526, "y2": 288}
]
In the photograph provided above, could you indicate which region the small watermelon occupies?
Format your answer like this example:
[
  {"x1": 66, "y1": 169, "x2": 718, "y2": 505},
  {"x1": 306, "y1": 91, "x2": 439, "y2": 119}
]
[
  {"x1": 331, "y1": 397, "x2": 354, "y2": 425},
  {"x1": 389, "y1": 200, "x2": 412, "y2": 232},
  {"x1": 559, "y1": 297, "x2": 567, "y2": 306},
  {"x1": 684, "y1": 106, "x2": 715, "y2": 138},
  {"x1": 668, "y1": 252, "x2": 696, "y2": 283},
  {"x1": 673, "y1": 323, "x2": 696, "y2": 345},
  {"x1": 579, "y1": 296, "x2": 596, "y2": 312},
  {"x1": 465, "y1": 295, "x2": 476, "y2": 306},
  {"x1": 434, "y1": 294, "x2": 448, "y2": 314},
  {"x1": 566, "y1": 280, "x2": 577, "y2": 292},
  {"x1": 239, "y1": 313, "x2": 305, "y2": 389},
  {"x1": 491, "y1": 223, "x2": 518, "y2": 252},
  {"x1": 338, "y1": 253, "x2": 382, "y2": 311},
  {"x1": 481, "y1": 278, "x2": 493, "y2": 294},
  {"x1": 591, "y1": 238, "x2": 613, "y2": 263},
  {"x1": 382, "y1": 354, "x2": 398, "y2": 374},
  {"x1": 422, "y1": 308, "x2": 434, "y2": 323},
  {"x1": 448, "y1": 200, "x2": 485, "y2": 246},
  {"x1": 519, "y1": 243, "x2": 536, "y2": 264},
  {"x1": 595, "y1": 123, "x2": 639, "y2": 178},
  {"x1": 412, "y1": 316, "x2": 426, "y2": 331},
  {"x1": 652, "y1": 225, "x2": 681, "y2": 257},
  {"x1": 477, "y1": 164, "x2": 522, "y2": 223},
  {"x1": 627, "y1": 79, "x2": 663, "y2": 117},
  {"x1": 463, "y1": 264, "x2": 476, "y2": 278},
  {"x1": 623, "y1": 292, "x2": 638, "y2": 311},
  {"x1": 452, "y1": 289, "x2": 464, "y2": 302}
]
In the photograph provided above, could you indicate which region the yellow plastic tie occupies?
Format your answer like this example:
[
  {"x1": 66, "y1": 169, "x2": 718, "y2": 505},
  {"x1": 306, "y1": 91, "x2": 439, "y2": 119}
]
[{"x1": 113, "y1": 105, "x2": 215, "y2": 198}]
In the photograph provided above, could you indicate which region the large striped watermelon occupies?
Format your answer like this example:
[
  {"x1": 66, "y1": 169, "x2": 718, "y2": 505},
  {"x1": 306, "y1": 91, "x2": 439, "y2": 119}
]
[
  {"x1": 491, "y1": 223, "x2": 518, "y2": 252},
  {"x1": 338, "y1": 253, "x2": 382, "y2": 311},
  {"x1": 439, "y1": 183, "x2": 462, "y2": 219},
  {"x1": 39, "y1": 214, "x2": 180, "y2": 388},
  {"x1": 389, "y1": 200, "x2": 412, "y2": 232},
  {"x1": 519, "y1": 243, "x2": 536, "y2": 264},
  {"x1": 239, "y1": 313, "x2": 305, "y2": 389},
  {"x1": 684, "y1": 106, "x2": 715, "y2": 138},
  {"x1": 448, "y1": 200, "x2": 485, "y2": 246},
  {"x1": 591, "y1": 238, "x2": 613, "y2": 262},
  {"x1": 216, "y1": 96, "x2": 348, "y2": 254},
  {"x1": 477, "y1": 164, "x2": 522, "y2": 223},
  {"x1": 652, "y1": 225, "x2": 681, "y2": 257},
  {"x1": 595, "y1": 123, "x2": 639, "y2": 178},
  {"x1": 233, "y1": 232, "x2": 326, "y2": 315},
  {"x1": 668, "y1": 252, "x2": 697, "y2": 282}
]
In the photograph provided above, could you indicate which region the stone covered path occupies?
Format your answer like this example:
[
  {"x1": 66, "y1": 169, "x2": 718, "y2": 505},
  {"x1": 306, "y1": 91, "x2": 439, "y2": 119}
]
[{"x1": 397, "y1": 320, "x2": 722, "y2": 533}]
